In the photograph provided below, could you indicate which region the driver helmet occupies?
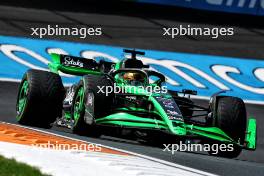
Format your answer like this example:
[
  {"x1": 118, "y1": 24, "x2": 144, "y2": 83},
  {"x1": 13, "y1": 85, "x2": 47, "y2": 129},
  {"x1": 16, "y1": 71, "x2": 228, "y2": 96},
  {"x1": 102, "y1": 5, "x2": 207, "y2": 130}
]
[{"x1": 123, "y1": 72, "x2": 145, "y2": 86}]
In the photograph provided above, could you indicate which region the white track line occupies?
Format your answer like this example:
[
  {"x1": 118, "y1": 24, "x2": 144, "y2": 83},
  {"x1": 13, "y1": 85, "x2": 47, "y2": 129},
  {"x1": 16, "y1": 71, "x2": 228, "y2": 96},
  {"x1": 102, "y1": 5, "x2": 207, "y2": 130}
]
[
  {"x1": 0, "y1": 141, "x2": 207, "y2": 176},
  {"x1": 1, "y1": 121, "x2": 216, "y2": 176}
]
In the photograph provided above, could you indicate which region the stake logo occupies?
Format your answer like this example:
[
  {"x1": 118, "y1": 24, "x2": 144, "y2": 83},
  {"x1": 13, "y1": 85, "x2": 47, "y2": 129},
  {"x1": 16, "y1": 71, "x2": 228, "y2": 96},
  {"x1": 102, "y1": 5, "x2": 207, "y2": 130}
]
[{"x1": 62, "y1": 56, "x2": 84, "y2": 68}]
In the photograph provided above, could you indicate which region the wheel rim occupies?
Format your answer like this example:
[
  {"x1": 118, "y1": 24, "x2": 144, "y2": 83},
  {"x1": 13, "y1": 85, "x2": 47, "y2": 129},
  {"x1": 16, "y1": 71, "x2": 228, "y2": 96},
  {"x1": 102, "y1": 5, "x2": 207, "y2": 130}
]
[
  {"x1": 16, "y1": 80, "x2": 29, "y2": 120},
  {"x1": 73, "y1": 86, "x2": 84, "y2": 125}
]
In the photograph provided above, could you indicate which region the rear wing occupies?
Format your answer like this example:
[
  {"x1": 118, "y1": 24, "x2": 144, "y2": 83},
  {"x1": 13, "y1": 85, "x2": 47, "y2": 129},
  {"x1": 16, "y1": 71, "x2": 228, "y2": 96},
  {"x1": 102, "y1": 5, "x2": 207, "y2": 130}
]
[{"x1": 48, "y1": 53, "x2": 102, "y2": 76}]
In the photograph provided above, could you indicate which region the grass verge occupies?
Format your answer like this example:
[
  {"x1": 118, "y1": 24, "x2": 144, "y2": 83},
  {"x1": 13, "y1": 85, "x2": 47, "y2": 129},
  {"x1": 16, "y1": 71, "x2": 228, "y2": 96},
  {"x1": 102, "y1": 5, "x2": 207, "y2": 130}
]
[{"x1": 0, "y1": 155, "x2": 49, "y2": 176}]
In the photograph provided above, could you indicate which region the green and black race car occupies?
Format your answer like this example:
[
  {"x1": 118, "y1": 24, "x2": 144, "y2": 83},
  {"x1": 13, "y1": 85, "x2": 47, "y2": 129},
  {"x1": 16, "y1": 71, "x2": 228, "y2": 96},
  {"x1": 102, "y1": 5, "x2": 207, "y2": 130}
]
[{"x1": 16, "y1": 49, "x2": 256, "y2": 158}]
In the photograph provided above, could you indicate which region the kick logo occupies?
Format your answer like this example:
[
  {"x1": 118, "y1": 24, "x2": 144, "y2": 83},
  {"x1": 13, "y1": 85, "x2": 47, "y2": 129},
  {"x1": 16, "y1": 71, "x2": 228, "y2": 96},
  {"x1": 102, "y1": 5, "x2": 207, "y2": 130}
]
[
  {"x1": 139, "y1": 0, "x2": 264, "y2": 15},
  {"x1": 185, "y1": 0, "x2": 259, "y2": 8}
]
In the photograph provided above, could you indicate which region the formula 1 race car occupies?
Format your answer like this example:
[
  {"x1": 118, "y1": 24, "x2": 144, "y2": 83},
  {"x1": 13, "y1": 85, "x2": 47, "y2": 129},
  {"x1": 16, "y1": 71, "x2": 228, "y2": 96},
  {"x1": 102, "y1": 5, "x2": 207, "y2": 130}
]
[{"x1": 16, "y1": 49, "x2": 257, "y2": 158}]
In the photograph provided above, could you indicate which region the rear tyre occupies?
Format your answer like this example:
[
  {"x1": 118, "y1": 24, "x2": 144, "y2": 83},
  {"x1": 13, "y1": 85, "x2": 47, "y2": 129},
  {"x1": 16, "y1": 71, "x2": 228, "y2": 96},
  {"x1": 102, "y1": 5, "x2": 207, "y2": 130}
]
[
  {"x1": 72, "y1": 75, "x2": 113, "y2": 136},
  {"x1": 16, "y1": 69, "x2": 65, "y2": 128},
  {"x1": 209, "y1": 96, "x2": 246, "y2": 158}
]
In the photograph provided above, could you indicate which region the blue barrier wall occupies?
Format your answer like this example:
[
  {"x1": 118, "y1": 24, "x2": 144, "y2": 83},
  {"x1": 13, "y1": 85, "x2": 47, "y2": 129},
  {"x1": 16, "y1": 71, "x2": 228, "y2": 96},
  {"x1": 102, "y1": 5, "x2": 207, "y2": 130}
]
[
  {"x1": 0, "y1": 35, "x2": 264, "y2": 103},
  {"x1": 136, "y1": 0, "x2": 264, "y2": 16}
]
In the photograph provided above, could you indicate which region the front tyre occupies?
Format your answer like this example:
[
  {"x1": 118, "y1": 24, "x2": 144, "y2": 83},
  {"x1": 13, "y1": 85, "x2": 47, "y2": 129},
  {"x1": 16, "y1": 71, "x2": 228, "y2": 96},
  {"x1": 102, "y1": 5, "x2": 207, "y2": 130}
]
[
  {"x1": 72, "y1": 84, "x2": 92, "y2": 135},
  {"x1": 72, "y1": 75, "x2": 113, "y2": 137},
  {"x1": 209, "y1": 96, "x2": 246, "y2": 158},
  {"x1": 16, "y1": 69, "x2": 65, "y2": 128}
]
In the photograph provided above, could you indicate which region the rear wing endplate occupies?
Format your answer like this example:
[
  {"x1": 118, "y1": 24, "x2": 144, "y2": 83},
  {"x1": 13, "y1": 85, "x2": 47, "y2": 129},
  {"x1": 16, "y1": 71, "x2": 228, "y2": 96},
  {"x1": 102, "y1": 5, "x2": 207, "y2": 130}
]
[{"x1": 48, "y1": 53, "x2": 102, "y2": 76}]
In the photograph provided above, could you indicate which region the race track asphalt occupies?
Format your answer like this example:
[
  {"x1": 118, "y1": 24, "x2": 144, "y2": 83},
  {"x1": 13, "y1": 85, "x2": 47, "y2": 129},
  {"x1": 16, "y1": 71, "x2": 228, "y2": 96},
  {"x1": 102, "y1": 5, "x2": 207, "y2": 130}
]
[
  {"x1": 0, "y1": 2, "x2": 264, "y2": 176},
  {"x1": 1, "y1": 81, "x2": 264, "y2": 176}
]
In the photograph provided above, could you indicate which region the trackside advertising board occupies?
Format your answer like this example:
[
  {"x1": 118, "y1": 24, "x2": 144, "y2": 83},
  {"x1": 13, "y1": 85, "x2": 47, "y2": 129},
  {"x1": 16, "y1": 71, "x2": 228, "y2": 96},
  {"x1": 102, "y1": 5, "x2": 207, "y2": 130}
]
[
  {"x1": 0, "y1": 35, "x2": 264, "y2": 103},
  {"x1": 134, "y1": 0, "x2": 264, "y2": 16}
]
